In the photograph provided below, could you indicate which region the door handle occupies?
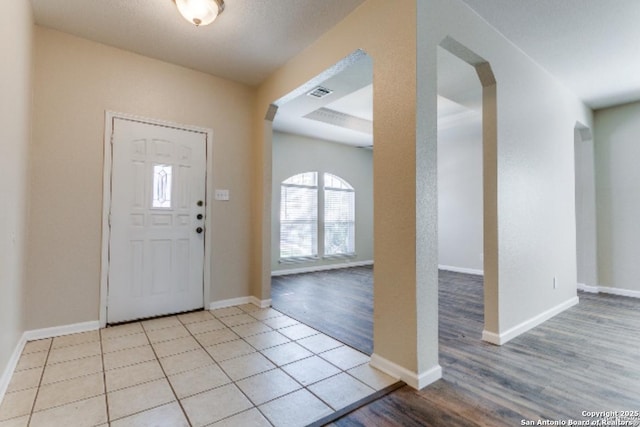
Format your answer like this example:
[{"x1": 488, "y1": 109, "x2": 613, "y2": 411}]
[{"x1": 196, "y1": 227, "x2": 203, "y2": 234}]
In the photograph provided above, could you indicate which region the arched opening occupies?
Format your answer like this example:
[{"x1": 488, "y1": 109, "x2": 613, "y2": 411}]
[
  {"x1": 437, "y1": 36, "x2": 499, "y2": 343},
  {"x1": 436, "y1": 44, "x2": 484, "y2": 348},
  {"x1": 263, "y1": 50, "x2": 376, "y2": 354}
]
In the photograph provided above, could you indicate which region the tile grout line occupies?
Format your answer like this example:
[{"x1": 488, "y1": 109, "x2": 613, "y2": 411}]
[
  {"x1": 143, "y1": 309, "x2": 277, "y2": 423},
  {"x1": 11, "y1": 335, "x2": 111, "y2": 422},
  {"x1": 9, "y1": 306, "x2": 378, "y2": 427},
  {"x1": 237, "y1": 307, "x2": 353, "y2": 416},
  {"x1": 178, "y1": 308, "x2": 277, "y2": 426},
  {"x1": 98, "y1": 328, "x2": 111, "y2": 426},
  {"x1": 249, "y1": 307, "x2": 380, "y2": 421},
  {"x1": 25, "y1": 338, "x2": 53, "y2": 425},
  {"x1": 232, "y1": 305, "x2": 286, "y2": 427},
  {"x1": 230, "y1": 306, "x2": 354, "y2": 424},
  {"x1": 140, "y1": 318, "x2": 193, "y2": 427},
  {"x1": 22, "y1": 337, "x2": 112, "y2": 421},
  {"x1": 236, "y1": 305, "x2": 334, "y2": 424},
  {"x1": 182, "y1": 305, "x2": 306, "y2": 425}
]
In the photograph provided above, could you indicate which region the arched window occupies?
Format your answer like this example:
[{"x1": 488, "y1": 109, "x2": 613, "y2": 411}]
[{"x1": 280, "y1": 172, "x2": 355, "y2": 260}]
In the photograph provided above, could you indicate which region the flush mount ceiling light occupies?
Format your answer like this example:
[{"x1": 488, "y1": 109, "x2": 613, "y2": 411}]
[{"x1": 173, "y1": 0, "x2": 225, "y2": 26}]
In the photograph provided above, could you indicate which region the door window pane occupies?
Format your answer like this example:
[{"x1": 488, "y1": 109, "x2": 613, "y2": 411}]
[{"x1": 152, "y1": 164, "x2": 172, "y2": 208}]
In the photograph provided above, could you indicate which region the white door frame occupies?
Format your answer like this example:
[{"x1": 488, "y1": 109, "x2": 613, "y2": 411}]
[{"x1": 100, "y1": 111, "x2": 213, "y2": 327}]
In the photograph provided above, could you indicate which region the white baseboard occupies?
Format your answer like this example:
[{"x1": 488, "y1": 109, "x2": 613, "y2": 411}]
[
  {"x1": 438, "y1": 264, "x2": 484, "y2": 276},
  {"x1": 0, "y1": 334, "x2": 28, "y2": 404},
  {"x1": 1, "y1": 320, "x2": 99, "y2": 404},
  {"x1": 250, "y1": 296, "x2": 272, "y2": 309},
  {"x1": 482, "y1": 296, "x2": 579, "y2": 345},
  {"x1": 481, "y1": 330, "x2": 501, "y2": 345},
  {"x1": 577, "y1": 282, "x2": 599, "y2": 293},
  {"x1": 272, "y1": 260, "x2": 373, "y2": 277},
  {"x1": 370, "y1": 353, "x2": 442, "y2": 390},
  {"x1": 24, "y1": 321, "x2": 100, "y2": 342},
  {"x1": 577, "y1": 283, "x2": 640, "y2": 299},
  {"x1": 600, "y1": 287, "x2": 640, "y2": 298},
  {"x1": 209, "y1": 296, "x2": 272, "y2": 310}
]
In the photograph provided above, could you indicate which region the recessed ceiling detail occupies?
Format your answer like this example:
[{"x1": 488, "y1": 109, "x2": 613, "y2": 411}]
[
  {"x1": 273, "y1": 53, "x2": 373, "y2": 147},
  {"x1": 303, "y1": 108, "x2": 372, "y2": 135}
]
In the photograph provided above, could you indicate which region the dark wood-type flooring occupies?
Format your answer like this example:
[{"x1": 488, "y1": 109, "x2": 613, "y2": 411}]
[
  {"x1": 272, "y1": 267, "x2": 373, "y2": 355},
  {"x1": 271, "y1": 266, "x2": 640, "y2": 426}
]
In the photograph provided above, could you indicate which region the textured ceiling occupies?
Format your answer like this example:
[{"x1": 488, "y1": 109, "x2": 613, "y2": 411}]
[
  {"x1": 30, "y1": 0, "x2": 366, "y2": 86},
  {"x1": 30, "y1": 0, "x2": 640, "y2": 146},
  {"x1": 460, "y1": 0, "x2": 640, "y2": 109}
]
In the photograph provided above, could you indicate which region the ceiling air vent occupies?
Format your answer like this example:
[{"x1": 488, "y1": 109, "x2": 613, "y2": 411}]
[{"x1": 307, "y1": 86, "x2": 333, "y2": 99}]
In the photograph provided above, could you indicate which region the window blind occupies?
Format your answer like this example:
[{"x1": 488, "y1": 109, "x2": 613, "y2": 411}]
[
  {"x1": 280, "y1": 173, "x2": 318, "y2": 258},
  {"x1": 324, "y1": 174, "x2": 355, "y2": 256}
]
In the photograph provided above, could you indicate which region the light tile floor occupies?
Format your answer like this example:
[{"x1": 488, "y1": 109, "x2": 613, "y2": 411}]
[{"x1": 0, "y1": 304, "x2": 397, "y2": 427}]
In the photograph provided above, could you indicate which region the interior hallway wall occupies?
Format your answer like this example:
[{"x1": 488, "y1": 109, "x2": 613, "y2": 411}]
[
  {"x1": 0, "y1": 0, "x2": 33, "y2": 378},
  {"x1": 594, "y1": 101, "x2": 640, "y2": 294},
  {"x1": 271, "y1": 132, "x2": 373, "y2": 273},
  {"x1": 27, "y1": 27, "x2": 255, "y2": 330},
  {"x1": 420, "y1": 0, "x2": 593, "y2": 341},
  {"x1": 437, "y1": 114, "x2": 483, "y2": 273}
]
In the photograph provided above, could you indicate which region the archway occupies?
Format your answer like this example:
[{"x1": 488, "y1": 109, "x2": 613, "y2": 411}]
[
  {"x1": 263, "y1": 50, "x2": 375, "y2": 353},
  {"x1": 437, "y1": 36, "x2": 500, "y2": 342}
]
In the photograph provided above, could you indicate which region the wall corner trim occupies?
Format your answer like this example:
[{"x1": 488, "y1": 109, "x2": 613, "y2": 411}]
[
  {"x1": 481, "y1": 330, "x2": 501, "y2": 345},
  {"x1": 209, "y1": 296, "x2": 272, "y2": 310},
  {"x1": 370, "y1": 353, "x2": 442, "y2": 390},
  {"x1": 482, "y1": 296, "x2": 579, "y2": 345},
  {"x1": 1, "y1": 320, "x2": 100, "y2": 403}
]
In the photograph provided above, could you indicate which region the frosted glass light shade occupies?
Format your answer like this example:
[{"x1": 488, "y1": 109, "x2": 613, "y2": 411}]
[{"x1": 174, "y1": 0, "x2": 224, "y2": 26}]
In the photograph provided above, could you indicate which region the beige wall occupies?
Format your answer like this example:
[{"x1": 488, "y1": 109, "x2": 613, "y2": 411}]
[
  {"x1": 27, "y1": 27, "x2": 255, "y2": 330},
  {"x1": 254, "y1": 0, "x2": 435, "y2": 384},
  {"x1": 0, "y1": 0, "x2": 32, "y2": 379}
]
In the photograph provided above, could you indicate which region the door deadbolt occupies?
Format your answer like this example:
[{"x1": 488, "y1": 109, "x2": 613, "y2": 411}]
[
  {"x1": 196, "y1": 227, "x2": 203, "y2": 234},
  {"x1": 197, "y1": 200, "x2": 203, "y2": 207}
]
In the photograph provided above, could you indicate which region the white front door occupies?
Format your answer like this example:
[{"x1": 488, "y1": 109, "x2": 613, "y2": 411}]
[{"x1": 107, "y1": 117, "x2": 206, "y2": 323}]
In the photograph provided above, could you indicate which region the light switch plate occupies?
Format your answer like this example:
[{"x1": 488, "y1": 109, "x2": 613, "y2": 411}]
[{"x1": 215, "y1": 189, "x2": 230, "y2": 201}]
